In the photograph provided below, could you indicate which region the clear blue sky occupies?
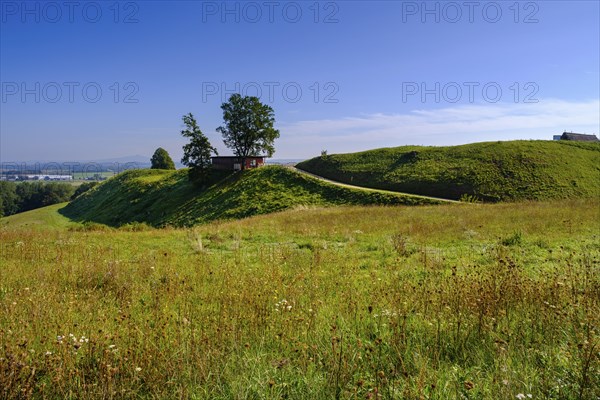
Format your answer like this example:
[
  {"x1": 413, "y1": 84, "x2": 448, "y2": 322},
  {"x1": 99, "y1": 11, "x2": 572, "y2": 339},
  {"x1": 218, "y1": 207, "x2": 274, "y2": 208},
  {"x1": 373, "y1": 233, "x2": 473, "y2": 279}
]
[{"x1": 1, "y1": 0, "x2": 599, "y2": 162}]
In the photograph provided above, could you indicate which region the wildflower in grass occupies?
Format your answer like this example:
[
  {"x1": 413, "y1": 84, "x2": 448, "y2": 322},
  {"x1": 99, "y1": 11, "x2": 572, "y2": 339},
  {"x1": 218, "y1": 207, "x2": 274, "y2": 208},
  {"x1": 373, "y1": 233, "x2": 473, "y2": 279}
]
[
  {"x1": 275, "y1": 299, "x2": 292, "y2": 312},
  {"x1": 135, "y1": 367, "x2": 142, "y2": 372},
  {"x1": 374, "y1": 309, "x2": 397, "y2": 318}
]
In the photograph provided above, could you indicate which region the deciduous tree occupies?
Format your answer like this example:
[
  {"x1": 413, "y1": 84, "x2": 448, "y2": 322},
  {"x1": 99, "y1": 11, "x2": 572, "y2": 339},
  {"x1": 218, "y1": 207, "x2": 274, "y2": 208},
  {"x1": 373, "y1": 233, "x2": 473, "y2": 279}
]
[
  {"x1": 151, "y1": 147, "x2": 176, "y2": 170},
  {"x1": 216, "y1": 94, "x2": 279, "y2": 170}
]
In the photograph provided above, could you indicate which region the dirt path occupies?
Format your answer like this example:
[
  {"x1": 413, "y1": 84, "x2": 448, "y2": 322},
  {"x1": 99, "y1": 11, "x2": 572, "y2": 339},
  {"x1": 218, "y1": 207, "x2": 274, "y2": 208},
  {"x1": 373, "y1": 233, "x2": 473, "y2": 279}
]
[{"x1": 291, "y1": 167, "x2": 462, "y2": 204}]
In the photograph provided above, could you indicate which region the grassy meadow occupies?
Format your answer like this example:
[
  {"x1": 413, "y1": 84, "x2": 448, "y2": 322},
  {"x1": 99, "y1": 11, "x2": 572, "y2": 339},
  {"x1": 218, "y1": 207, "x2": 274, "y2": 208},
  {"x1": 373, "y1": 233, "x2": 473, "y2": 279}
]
[{"x1": 1, "y1": 199, "x2": 599, "y2": 399}]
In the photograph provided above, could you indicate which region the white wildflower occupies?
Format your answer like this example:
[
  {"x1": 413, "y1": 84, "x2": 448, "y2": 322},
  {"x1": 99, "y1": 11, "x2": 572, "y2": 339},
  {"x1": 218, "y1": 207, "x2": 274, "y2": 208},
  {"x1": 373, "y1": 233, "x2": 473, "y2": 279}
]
[{"x1": 275, "y1": 299, "x2": 291, "y2": 311}]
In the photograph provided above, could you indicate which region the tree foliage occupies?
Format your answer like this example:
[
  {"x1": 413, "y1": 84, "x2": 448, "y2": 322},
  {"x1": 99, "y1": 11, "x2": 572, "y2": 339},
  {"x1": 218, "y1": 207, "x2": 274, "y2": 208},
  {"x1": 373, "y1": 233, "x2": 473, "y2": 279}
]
[
  {"x1": 0, "y1": 181, "x2": 75, "y2": 217},
  {"x1": 180, "y1": 113, "x2": 217, "y2": 182},
  {"x1": 151, "y1": 147, "x2": 176, "y2": 170},
  {"x1": 0, "y1": 181, "x2": 18, "y2": 216},
  {"x1": 216, "y1": 94, "x2": 279, "y2": 170}
]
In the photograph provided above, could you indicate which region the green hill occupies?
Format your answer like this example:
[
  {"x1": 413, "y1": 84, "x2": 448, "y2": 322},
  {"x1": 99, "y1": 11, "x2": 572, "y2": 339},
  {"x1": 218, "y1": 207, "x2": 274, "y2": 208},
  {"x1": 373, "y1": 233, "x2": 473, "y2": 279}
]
[
  {"x1": 59, "y1": 165, "x2": 439, "y2": 227},
  {"x1": 297, "y1": 140, "x2": 600, "y2": 201}
]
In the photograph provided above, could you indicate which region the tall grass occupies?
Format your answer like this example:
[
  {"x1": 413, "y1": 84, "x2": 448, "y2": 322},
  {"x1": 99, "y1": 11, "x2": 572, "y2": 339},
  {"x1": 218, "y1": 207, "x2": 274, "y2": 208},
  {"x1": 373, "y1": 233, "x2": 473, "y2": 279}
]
[{"x1": 1, "y1": 199, "x2": 598, "y2": 399}]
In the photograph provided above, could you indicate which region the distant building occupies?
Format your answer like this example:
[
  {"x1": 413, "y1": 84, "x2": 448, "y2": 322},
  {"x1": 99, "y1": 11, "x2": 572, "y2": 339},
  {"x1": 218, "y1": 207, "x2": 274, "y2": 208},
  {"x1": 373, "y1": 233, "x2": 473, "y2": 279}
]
[
  {"x1": 22, "y1": 175, "x2": 73, "y2": 181},
  {"x1": 558, "y1": 132, "x2": 600, "y2": 142},
  {"x1": 211, "y1": 156, "x2": 266, "y2": 171},
  {"x1": 552, "y1": 135, "x2": 562, "y2": 141}
]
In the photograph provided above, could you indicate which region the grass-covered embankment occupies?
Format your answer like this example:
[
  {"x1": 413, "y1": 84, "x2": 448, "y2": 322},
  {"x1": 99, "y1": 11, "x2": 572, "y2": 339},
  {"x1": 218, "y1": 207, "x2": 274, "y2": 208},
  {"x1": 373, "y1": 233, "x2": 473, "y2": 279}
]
[
  {"x1": 297, "y1": 140, "x2": 600, "y2": 201},
  {"x1": 59, "y1": 165, "x2": 439, "y2": 227}
]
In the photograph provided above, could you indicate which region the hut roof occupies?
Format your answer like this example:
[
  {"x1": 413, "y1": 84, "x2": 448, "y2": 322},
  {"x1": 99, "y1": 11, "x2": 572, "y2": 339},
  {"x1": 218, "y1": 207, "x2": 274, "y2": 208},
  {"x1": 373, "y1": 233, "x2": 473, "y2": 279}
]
[{"x1": 560, "y1": 132, "x2": 600, "y2": 142}]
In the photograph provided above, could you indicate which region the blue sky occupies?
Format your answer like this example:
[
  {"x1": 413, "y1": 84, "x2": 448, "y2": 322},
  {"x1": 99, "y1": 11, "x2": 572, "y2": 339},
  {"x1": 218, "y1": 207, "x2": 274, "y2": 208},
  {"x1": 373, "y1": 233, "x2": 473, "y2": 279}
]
[{"x1": 1, "y1": 0, "x2": 599, "y2": 162}]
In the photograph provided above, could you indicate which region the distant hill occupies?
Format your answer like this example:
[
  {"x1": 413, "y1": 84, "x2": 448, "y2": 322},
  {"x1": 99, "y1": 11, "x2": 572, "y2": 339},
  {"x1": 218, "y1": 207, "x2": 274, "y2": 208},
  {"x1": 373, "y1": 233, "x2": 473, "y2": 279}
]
[
  {"x1": 296, "y1": 141, "x2": 600, "y2": 202},
  {"x1": 59, "y1": 166, "x2": 439, "y2": 227}
]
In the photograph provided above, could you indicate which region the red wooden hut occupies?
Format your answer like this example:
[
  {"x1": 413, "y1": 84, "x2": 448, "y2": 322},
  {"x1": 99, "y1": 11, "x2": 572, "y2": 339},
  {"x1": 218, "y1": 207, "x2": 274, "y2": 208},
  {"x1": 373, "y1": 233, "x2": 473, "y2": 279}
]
[{"x1": 211, "y1": 156, "x2": 266, "y2": 171}]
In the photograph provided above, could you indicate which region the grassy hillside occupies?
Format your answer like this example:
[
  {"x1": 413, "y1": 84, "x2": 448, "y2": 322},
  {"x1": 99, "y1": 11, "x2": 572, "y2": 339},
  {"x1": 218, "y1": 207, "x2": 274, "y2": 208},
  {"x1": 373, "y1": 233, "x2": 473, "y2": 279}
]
[
  {"x1": 60, "y1": 166, "x2": 439, "y2": 227},
  {"x1": 0, "y1": 203, "x2": 77, "y2": 231},
  {"x1": 297, "y1": 140, "x2": 600, "y2": 201}
]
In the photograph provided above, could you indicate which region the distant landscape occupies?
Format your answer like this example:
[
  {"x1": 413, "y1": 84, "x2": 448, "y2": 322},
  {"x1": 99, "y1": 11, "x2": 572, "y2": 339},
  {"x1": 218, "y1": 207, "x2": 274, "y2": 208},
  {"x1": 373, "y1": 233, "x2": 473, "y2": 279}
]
[{"x1": 3, "y1": 140, "x2": 598, "y2": 223}]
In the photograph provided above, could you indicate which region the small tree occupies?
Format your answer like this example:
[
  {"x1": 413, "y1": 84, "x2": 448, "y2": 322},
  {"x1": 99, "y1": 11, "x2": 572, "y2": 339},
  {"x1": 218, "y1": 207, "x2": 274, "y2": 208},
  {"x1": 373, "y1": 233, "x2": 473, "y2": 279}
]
[
  {"x1": 150, "y1": 147, "x2": 176, "y2": 170},
  {"x1": 216, "y1": 94, "x2": 280, "y2": 170},
  {"x1": 180, "y1": 113, "x2": 217, "y2": 182}
]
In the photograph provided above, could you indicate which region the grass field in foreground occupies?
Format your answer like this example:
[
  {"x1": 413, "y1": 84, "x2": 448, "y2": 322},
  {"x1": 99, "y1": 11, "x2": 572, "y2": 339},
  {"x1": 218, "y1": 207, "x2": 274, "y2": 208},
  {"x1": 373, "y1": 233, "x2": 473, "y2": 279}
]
[{"x1": 1, "y1": 199, "x2": 599, "y2": 399}]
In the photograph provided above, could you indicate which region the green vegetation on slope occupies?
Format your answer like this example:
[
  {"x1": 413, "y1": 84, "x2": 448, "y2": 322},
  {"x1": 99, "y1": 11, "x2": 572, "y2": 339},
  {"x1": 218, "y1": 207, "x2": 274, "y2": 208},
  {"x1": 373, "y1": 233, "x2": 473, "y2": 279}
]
[
  {"x1": 1, "y1": 199, "x2": 599, "y2": 399},
  {"x1": 297, "y1": 140, "x2": 600, "y2": 201},
  {"x1": 60, "y1": 166, "x2": 439, "y2": 227},
  {"x1": 0, "y1": 202, "x2": 77, "y2": 230}
]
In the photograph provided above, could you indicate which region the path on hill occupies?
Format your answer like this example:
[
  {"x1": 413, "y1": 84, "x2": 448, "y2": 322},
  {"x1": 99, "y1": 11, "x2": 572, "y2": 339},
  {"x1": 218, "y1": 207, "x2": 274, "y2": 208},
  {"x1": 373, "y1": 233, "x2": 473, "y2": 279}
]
[{"x1": 290, "y1": 167, "x2": 462, "y2": 204}]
